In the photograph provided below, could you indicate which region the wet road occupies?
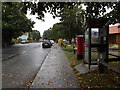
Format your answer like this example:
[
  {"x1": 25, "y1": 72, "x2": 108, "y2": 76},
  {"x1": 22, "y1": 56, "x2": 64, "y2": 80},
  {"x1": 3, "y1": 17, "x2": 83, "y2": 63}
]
[{"x1": 2, "y1": 43, "x2": 51, "y2": 88}]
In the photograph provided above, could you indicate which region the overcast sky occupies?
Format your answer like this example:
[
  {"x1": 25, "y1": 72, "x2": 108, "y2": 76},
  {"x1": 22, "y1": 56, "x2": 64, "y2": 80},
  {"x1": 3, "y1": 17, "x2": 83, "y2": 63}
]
[{"x1": 26, "y1": 11, "x2": 61, "y2": 36}]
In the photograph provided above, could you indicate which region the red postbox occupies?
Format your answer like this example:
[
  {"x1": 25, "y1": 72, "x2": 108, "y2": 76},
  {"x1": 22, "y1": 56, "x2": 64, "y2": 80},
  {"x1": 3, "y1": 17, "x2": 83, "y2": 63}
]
[{"x1": 77, "y1": 35, "x2": 84, "y2": 60}]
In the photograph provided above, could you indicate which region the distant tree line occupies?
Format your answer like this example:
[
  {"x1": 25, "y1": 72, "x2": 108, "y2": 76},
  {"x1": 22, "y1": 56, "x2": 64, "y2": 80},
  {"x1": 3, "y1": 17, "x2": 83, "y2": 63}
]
[
  {"x1": 43, "y1": 4, "x2": 84, "y2": 43},
  {"x1": 28, "y1": 30, "x2": 41, "y2": 41}
]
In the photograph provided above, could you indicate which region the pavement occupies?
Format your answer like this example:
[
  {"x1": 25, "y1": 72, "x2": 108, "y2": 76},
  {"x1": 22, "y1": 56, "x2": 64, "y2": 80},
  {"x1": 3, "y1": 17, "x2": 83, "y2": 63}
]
[{"x1": 30, "y1": 44, "x2": 81, "y2": 88}]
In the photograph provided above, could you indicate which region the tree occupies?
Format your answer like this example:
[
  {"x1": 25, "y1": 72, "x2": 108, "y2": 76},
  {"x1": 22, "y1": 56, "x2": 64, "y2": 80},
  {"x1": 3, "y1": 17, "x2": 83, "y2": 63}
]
[
  {"x1": 2, "y1": 2, "x2": 35, "y2": 47},
  {"x1": 42, "y1": 30, "x2": 49, "y2": 39},
  {"x1": 45, "y1": 4, "x2": 85, "y2": 42},
  {"x1": 42, "y1": 24, "x2": 64, "y2": 40},
  {"x1": 48, "y1": 24, "x2": 64, "y2": 40},
  {"x1": 28, "y1": 30, "x2": 41, "y2": 41},
  {"x1": 22, "y1": 2, "x2": 79, "y2": 20},
  {"x1": 22, "y1": 2, "x2": 120, "y2": 25},
  {"x1": 58, "y1": 4, "x2": 84, "y2": 43},
  {"x1": 3, "y1": 2, "x2": 120, "y2": 47},
  {"x1": 83, "y1": 2, "x2": 119, "y2": 25}
]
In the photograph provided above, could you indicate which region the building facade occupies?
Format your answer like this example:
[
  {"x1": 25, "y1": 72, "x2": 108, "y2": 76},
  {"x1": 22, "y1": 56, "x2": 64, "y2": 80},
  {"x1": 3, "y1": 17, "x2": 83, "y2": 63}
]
[{"x1": 109, "y1": 25, "x2": 120, "y2": 45}]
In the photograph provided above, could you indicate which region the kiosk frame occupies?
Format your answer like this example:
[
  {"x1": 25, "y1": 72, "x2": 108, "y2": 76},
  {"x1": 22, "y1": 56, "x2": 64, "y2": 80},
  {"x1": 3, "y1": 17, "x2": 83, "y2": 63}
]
[{"x1": 84, "y1": 18, "x2": 109, "y2": 69}]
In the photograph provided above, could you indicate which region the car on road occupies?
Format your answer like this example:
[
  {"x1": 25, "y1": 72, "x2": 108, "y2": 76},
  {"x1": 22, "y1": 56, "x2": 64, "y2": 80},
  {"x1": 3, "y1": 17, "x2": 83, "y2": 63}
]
[
  {"x1": 42, "y1": 40, "x2": 52, "y2": 48},
  {"x1": 21, "y1": 40, "x2": 26, "y2": 44},
  {"x1": 21, "y1": 40, "x2": 29, "y2": 44},
  {"x1": 50, "y1": 40, "x2": 54, "y2": 44}
]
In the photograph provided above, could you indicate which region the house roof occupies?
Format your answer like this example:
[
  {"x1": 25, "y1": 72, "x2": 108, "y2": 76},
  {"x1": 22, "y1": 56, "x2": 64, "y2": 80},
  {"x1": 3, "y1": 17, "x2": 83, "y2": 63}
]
[{"x1": 109, "y1": 25, "x2": 120, "y2": 34}]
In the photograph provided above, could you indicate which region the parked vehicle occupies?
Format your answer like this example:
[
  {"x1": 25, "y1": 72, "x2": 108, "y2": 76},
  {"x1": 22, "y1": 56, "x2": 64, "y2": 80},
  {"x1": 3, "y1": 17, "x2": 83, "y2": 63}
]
[
  {"x1": 21, "y1": 40, "x2": 26, "y2": 44},
  {"x1": 21, "y1": 40, "x2": 29, "y2": 44},
  {"x1": 50, "y1": 40, "x2": 54, "y2": 44},
  {"x1": 42, "y1": 40, "x2": 52, "y2": 48}
]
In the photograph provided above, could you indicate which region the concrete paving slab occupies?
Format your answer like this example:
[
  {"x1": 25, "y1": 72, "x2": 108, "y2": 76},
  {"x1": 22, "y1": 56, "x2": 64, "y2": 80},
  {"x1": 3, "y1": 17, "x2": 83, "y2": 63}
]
[
  {"x1": 30, "y1": 44, "x2": 81, "y2": 88},
  {"x1": 75, "y1": 64, "x2": 98, "y2": 74}
]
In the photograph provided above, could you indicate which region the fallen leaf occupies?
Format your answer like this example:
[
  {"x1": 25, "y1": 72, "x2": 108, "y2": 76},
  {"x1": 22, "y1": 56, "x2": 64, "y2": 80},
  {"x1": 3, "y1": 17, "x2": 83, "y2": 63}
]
[
  {"x1": 9, "y1": 75, "x2": 12, "y2": 77},
  {"x1": 41, "y1": 83, "x2": 44, "y2": 85},
  {"x1": 63, "y1": 79, "x2": 66, "y2": 80},
  {"x1": 48, "y1": 80, "x2": 53, "y2": 84}
]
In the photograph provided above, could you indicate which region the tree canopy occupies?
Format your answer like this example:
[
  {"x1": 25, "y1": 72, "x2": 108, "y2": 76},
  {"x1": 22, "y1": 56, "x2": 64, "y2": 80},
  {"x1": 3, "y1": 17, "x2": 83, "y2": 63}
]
[
  {"x1": 48, "y1": 24, "x2": 64, "y2": 40},
  {"x1": 42, "y1": 30, "x2": 49, "y2": 39},
  {"x1": 2, "y1": 2, "x2": 120, "y2": 46},
  {"x1": 84, "y1": 2, "x2": 119, "y2": 25},
  {"x1": 2, "y1": 2, "x2": 35, "y2": 46},
  {"x1": 58, "y1": 4, "x2": 84, "y2": 42},
  {"x1": 28, "y1": 30, "x2": 41, "y2": 41},
  {"x1": 22, "y1": 2, "x2": 79, "y2": 20},
  {"x1": 41, "y1": 2, "x2": 120, "y2": 43},
  {"x1": 22, "y1": 2, "x2": 120, "y2": 25}
]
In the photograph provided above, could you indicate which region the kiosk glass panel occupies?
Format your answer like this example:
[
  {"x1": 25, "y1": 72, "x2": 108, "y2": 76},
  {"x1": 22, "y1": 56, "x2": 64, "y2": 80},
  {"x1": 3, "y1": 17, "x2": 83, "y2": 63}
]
[
  {"x1": 91, "y1": 28, "x2": 99, "y2": 44},
  {"x1": 84, "y1": 28, "x2": 89, "y2": 63},
  {"x1": 85, "y1": 29, "x2": 89, "y2": 44},
  {"x1": 91, "y1": 48, "x2": 99, "y2": 61},
  {"x1": 85, "y1": 47, "x2": 89, "y2": 62}
]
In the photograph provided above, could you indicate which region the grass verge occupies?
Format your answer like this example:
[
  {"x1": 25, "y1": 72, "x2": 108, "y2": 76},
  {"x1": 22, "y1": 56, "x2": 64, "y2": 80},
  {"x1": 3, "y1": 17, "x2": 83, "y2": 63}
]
[
  {"x1": 63, "y1": 50, "x2": 120, "y2": 89},
  {"x1": 65, "y1": 52, "x2": 82, "y2": 67},
  {"x1": 109, "y1": 61, "x2": 120, "y2": 70},
  {"x1": 61, "y1": 45, "x2": 76, "y2": 50}
]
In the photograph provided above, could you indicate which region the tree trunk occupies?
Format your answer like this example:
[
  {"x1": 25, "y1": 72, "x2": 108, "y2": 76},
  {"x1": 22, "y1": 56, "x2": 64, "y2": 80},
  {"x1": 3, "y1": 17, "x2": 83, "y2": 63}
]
[{"x1": 2, "y1": 34, "x2": 12, "y2": 48}]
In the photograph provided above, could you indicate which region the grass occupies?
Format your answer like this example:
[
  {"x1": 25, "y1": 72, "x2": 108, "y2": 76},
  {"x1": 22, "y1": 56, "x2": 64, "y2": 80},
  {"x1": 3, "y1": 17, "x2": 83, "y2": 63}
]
[
  {"x1": 61, "y1": 45, "x2": 76, "y2": 50},
  {"x1": 91, "y1": 52, "x2": 99, "y2": 60},
  {"x1": 109, "y1": 55, "x2": 118, "y2": 59},
  {"x1": 65, "y1": 52, "x2": 82, "y2": 66},
  {"x1": 111, "y1": 52, "x2": 120, "y2": 55},
  {"x1": 109, "y1": 61, "x2": 120, "y2": 70},
  {"x1": 109, "y1": 44, "x2": 119, "y2": 49},
  {"x1": 63, "y1": 47, "x2": 120, "y2": 89},
  {"x1": 109, "y1": 54, "x2": 120, "y2": 70}
]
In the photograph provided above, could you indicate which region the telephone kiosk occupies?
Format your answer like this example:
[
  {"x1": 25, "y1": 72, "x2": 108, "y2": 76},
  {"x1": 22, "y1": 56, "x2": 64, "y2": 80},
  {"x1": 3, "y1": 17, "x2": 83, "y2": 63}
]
[{"x1": 84, "y1": 18, "x2": 109, "y2": 69}]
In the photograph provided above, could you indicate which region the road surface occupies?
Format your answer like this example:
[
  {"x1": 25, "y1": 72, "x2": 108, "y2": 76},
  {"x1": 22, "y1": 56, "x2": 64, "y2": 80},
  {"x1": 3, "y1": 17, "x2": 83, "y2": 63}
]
[{"x1": 2, "y1": 42, "x2": 51, "y2": 88}]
